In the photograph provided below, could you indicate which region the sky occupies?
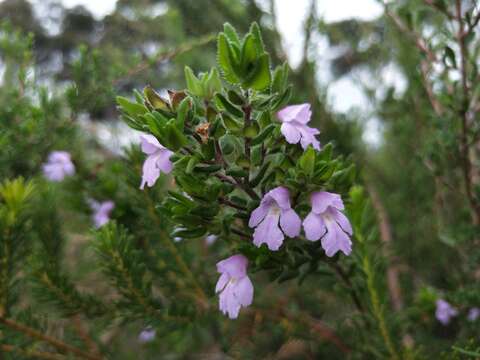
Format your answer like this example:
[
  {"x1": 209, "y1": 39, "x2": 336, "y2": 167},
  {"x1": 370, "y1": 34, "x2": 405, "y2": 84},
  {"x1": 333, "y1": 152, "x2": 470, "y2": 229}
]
[{"x1": 25, "y1": 0, "x2": 391, "y2": 145}]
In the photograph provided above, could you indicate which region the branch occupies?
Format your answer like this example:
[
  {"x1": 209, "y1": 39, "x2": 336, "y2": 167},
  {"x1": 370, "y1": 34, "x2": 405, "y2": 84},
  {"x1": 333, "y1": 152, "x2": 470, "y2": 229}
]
[
  {"x1": 423, "y1": 0, "x2": 455, "y2": 19},
  {"x1": 0, "y1": 317, "x2": 102, "y2": 360},
  {"x1": 0, "y1": 344, "x2": 65, "y2": 360},
  {"x1": 455, "y1": 0, "x2": 480, "y2": 225},
  {"x1": 366, "y1": 184, "x2": 404, "y2": 312},
  {"x1": 112, "y1": 34, "x2": 215, "y2": 85}
]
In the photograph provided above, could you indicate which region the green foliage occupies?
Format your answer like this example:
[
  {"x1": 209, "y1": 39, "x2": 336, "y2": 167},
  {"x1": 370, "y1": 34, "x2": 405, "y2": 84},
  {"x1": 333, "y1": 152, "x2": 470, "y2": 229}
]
[{"x1": 4, "y1": 0, "x2": 480, "y2": 358}]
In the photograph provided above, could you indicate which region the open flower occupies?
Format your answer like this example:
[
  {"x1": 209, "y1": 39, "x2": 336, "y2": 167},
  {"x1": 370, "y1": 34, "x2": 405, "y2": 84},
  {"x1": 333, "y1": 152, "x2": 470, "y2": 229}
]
[
  {"x1": 140, "y1": 134, "x2": 174, "y2": 189},
  {"x1": 277, "y1": 103, "x2": 320, "y2": 150},
  {"x1": 42, "y1": 151, "x2": 75, "y2": 182},
  {"x1": 303, "y1": 191, "x2": 353, "y2": 257},
  {"x1": 435, "y1": 299, "x2": 458, "y2": 325},
  {"x1": 467, "y1": 307, "x2": 479, "y2": 322},
  {"x1": 88, "y1": 199, "x2": 115, "y2": 228},
  {"x1": 138, "y1": 327, "x2": 156, "y2": 343},
  {"x1": 248, "y1": 186, "x2": 301, "y2": 251},
  {"x1": 216, "y1": 254, "x2": 253, "y2": 319}
]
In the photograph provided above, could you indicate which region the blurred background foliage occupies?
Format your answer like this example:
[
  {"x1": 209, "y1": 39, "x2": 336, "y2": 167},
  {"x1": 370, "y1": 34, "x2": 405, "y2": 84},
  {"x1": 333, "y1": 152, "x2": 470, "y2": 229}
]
[{"x1": 1, "y1": 0, "x2": 480, "y2": 358}]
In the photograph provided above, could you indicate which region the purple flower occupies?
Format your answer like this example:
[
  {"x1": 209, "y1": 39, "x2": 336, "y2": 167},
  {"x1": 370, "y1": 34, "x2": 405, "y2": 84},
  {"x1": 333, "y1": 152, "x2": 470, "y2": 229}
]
[
  {"x1": 42, "y1": 151, "x2": 75, "y2": 182},
  {"x1": 303, "y1": 191, "x2": 353, "y2": 257},
  {"x1": 216, "y1": 254, "x2": 254, "y2": 319},
  {"x1": 140, "y1": 134, "x2": 174, "y2": 189},
  {"x1": 88, "y1": 199, "x2": 115, "y2": 228},
  {"x1": 248, "y1": 186, "x2": 301, "y2": 251},
  {"x1": 138, "y1": 327, "x2": 156, "y2": 343},
  {"x1": 277, "y1": 103, "x2": 320, "y2": 150},
  {"x1": 467, "y1": 307, "x2": 480, "y2": 322},
  {"x1": 435, "y1": 299, "x2": 458, "y2": 325}
]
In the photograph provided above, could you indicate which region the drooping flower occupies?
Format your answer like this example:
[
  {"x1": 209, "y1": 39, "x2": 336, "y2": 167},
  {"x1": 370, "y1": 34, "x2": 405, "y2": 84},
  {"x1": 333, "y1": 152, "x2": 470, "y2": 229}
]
[
  {"x1": 467, "y1": 307, "x2": 480, "y2": 322},
  {"x1": 277, "y1": 103, "x2": 320, "y2": 150},
  {"x1": 88, "y1": 199, "x2": 115, "y2": 228},
  {"x1": 138, "y1": 327, "x2": 156, "y2": 343},
  {"x1": 216, "y1": 254, "x2": 253, "y2": 319},
  {"x1": 435, "y1": 299, "x2": 458, "y2": 325},
  {"x1": 140, "y1": 134, "x2": 174, "y2": 189},
  {"x1": 42, "y1": 151, "x2": 75, "y2": 182},
  {"x1": 303, "y1": 191, "x2": 353, "y2": 257},
  {"x1": 248, "y1": 186, "x2": 301, "y2": 251}
]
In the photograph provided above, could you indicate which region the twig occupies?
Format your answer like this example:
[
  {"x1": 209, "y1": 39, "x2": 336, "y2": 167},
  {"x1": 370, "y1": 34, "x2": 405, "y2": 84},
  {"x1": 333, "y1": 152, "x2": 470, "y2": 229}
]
[
  {"x1": 423, "y1": 0, "x2": 455, "y2": 19},
  {"x1": 231, "y1": 227, "x2": 250, "y2": 239},
  {"x1": 366, "y1": 184, "x2": 403, "y2": 312},
  {"x1": 219, "y1": 197, "x2": 247, "y2": 211},
  {"x1": 455, "y1": 0, "x2": 480, "y2": 225},
  {"x1": 0, "y1": 317, "x2": 102, "y2": 360},
  {"x1": 0, "y1": 344, "x2": 65, "y2": 360},
  {"x1": 112, "y1": 34, "x2": 215, "y2": 85},
  {"x1": 327, "y1": 262, "x2": 365, "y2": 314},
  {"x1": 72, "y1": 315, "x2": 101, "y2": 358}
]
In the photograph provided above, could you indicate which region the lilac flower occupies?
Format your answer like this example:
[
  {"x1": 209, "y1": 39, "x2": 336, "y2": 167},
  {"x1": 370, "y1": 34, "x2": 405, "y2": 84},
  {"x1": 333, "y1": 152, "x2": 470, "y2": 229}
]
[
  {"x1": 140, "y1": 134, "x2": 174, "y2": 189},
  {"x1": 216, "y1": 254, "x2": 253, "y2": 319},
  {"x1": 467, "y1": 307, "x2": 480, "y2": 322},
  {"x1": 303, "y1": 191, "x2": 353, "y2": 257},
  {"x1": 88, "y1": 199, "x2": 115, "y2": 228},
  {"x1": 435, "y1": 299, "x2": 458, "y2": 325},
  {"x1": 277, "y1": 103, "x2": 320, "y2": 150},
  {"x1": 248, "y1": 186, "x2": 301, "y2": 251},
  {"x1": 138, "y1": 327, "x2": 156, "y2": 343},
  {"x1": 42, "y1": 151, "x2": 75, "y2": 182}
]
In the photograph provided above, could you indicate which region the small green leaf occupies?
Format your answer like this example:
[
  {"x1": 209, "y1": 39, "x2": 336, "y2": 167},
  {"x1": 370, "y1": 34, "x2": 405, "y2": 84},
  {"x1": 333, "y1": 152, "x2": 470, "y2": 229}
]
[
  {"x1": 249, "y1": 22, "x2": 265, "y2": 54},
  {"x1": 251, "y1": 124, "x2": 275, "y2": 146},
  {"x1": 176, "y1": 97, "x2": 191, "y2": 130},
  {"x1": 203, "y1": 68, "x2": 222, "y2": 98},
  {"x1": 242, "y1": 53, "x2": 271, "y2": 91},
  {"x1": 219, "y1": 134, "x2": 235, "y2": 155},
  {"x1": 184, "y1": 66, "x2": 203, "y2": 96},
  {"x1": 116, "y1": 96, "x2": 147, "y2": 118},
  {"x1": 223, "y1": 23, "x2": 241, "y2": 46},
  {"x1": 217, "y1": 33, "x2": 241, "y2": 84},
  {"x1": 240, "y1": 33, "x2": 258, "y2": 74},
  {"x1": 215, "y1": 93, "x2": 244, "y2": 118},
  {"x1": 299, "y1": 146, "x2": 316, "y2": 176}
]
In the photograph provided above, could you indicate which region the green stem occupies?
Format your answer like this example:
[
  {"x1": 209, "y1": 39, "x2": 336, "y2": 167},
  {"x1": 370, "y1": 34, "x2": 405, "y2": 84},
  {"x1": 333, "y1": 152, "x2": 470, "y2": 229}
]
[{"x1": 362, "y1": 253, "x2": 400, "y2": 360}]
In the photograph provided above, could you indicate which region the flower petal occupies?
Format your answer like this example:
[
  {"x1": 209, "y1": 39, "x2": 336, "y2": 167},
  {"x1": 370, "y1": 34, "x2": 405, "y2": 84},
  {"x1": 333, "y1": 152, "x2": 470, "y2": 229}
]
[
  {"x1": 303, "y1": 212, "x2": 326, "y2": 241},
  {"x1": 311, "y1": 191, "x2": 344, "y2": 214},
  {"x1": 140, "y1": 154, "x2": 161, "y2": 189},
  {"x1": 280, "y1": 208, "x2": 301, "y2": 237},
  {"x1": 155, "y1": 150, "x2": 174, "y2": 174},
  {"x1": 322, "y1": 220, "x2": 352, "y2": 257},
  {"x1": 277, "y1": 104, "x2": 311, "y2": 123},
  {"x1": 216, "y1": 254, "x2": 248, "y2": 279},
  {"x1": 248, "y1": 203, "x2": 270, "y2": 228},
  {"x1": 281, "y1": 122, "x2": 301, "y2": 144},
  {"x1": 267, "y1": 186, "x2": 291, "y2": 210},
  {"x1": 299, "y1": 125, "x2": 321, "y2": 150},
  {"x1": 140, "y1": 134, "x2": 162, "y2": 154},
  {"x1": 234, "y1": 277, "x2": 254, "y2": 307},
  {"x1": 215, "y1": 273, "x2": 229, "y2": 293},
  {"x1": 253, "y1": 212, "x2": 284, "y2": 251},
  {"x1": 331, "y1": 208, "x2": 352, "y2": 235}
]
